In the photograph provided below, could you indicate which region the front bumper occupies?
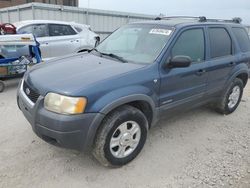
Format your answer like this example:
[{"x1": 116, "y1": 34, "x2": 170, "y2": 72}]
[{"x1": 17, "y1": 81, "x2": 104, "y2": 152}]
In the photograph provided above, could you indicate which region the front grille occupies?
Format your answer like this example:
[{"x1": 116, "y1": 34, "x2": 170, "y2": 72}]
[{"x1": 23, "y1": 81, "x2": 40, "y2": 103}]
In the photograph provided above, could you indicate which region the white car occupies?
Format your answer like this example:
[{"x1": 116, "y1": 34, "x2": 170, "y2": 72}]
[{"x1": 14, "y1": 20, "x2": 100, "y2": 59}]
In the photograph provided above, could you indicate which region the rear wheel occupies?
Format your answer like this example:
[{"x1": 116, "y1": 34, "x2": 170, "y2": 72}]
[
  {"x1": 93, "y1": 105, "x2": 148, "y2": 167},
  {"x1": 215, "y1": 78, "x2": 243, "y2": 115},
  {"x1": 0, "y1": 80, "x2": 5, "y2": 93}
]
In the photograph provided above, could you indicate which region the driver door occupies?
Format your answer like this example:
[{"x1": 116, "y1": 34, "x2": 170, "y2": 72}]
[{"x1": 159, "y1": 27, "x2": 208, "y2": 110}]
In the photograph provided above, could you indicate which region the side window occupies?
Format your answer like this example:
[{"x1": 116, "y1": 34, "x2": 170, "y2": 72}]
[
  {"x1": 232, "y1": 27, "x2": 250, "y2": 52},
  {"x1": 49, "y1": 24, "x2": 77, "y2": 36},
  {"x1": 171, "y1": 29, "x2": 205, "y2": 63},
  {"x1": 32, "y1": 24, "x2": 48, "y2": 37},
  {"x1": 209, "y1": 28, "x2": 232, "y2": 58},
  {"x1": 18, "y1": 25, "x2": 33, "y2": 34},
  {"x1": 18, "y1": 24, "x2": 48, "y2": 37}
]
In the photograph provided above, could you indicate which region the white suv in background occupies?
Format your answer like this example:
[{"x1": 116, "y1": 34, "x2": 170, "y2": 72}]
[{"x1": 14, "y1": 20, "x2": 100, "y2": 59}]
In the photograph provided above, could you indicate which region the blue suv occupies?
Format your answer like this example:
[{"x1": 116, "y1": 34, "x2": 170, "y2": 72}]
[{"x1": 17, "y1": 17, "x2": 250, "y2": 167}]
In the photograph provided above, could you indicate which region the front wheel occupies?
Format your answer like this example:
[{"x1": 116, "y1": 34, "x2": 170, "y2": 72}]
[
  {"x1": 93, "y1": 105, "x2": 148, "y2": 167},
  {"x1": 215, "y1": 78, "x2": 243, "y2": 115}
]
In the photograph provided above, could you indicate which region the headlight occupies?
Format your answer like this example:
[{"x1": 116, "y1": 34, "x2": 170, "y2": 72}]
[{"x1": 44, "y1": 93, "x2": 87, "y2": 115}]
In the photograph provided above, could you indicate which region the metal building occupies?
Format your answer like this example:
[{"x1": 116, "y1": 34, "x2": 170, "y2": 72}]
[
  {"x1": 0, "y1": 3, "x2": 154, "y2": 39},
  {"x1": 0, "y1": 0, "x2": 78, "y2": 8}
]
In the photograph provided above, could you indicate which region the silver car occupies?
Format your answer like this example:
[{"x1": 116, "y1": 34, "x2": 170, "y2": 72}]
[{"x1": 14, "y1": 20, "x2": 99, "y2": 59}]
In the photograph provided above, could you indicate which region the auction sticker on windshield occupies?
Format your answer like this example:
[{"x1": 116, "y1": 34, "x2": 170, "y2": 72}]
[{"x1": 149, "y1": 29, "x2": 172, "y2": 36}]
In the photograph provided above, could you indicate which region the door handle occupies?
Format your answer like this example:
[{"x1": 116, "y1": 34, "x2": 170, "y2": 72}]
[
  {"x1": 41, "y1": 42, "x2": 48, "y2": 46},
  {"x1": 196, "y1": 69, "x2": 206, "y2": 76}
]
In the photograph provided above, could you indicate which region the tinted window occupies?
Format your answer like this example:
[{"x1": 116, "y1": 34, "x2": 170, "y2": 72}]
[
  {"x1": 49, "y1": 24, "x2": 77, "y2": 36},
  {"x1": 32, "y1": 24, "x2": 48, "y2": 37},
  {"x1": 172, "y1": 29, "x2": 205, "y2": 63},
  {"x1": 232, "y1": 28, "x2": 250, "y2": 52},
  {"x1": 209, "y1": 28, "x2": 232, "y2": 58},
  {"x1": 18, "y1": 25, "x2": 33, "y2": 34},
  {"x1": 18, "y1": 24, "x2": 48, "y2": 37}
]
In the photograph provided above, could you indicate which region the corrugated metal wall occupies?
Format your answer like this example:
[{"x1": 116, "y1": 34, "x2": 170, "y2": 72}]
[{"x1": 0, "y1": 3, "x2": 155, "y2": 39}]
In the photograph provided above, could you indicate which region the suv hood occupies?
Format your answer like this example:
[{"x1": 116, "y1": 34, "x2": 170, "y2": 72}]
[{"x1": 25, "y1": 53, "x2": 145, "y2": 96}]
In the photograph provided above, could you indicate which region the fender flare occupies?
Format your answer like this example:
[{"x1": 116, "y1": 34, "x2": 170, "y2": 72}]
[
  {"x1": 100, "y1": 94, "x2": 156, "y2": 115},
  {"x1": 225, "y1": 69, "x2": 249, "y2": 89},
  {"x1": 84, "y1": 94, "x2": 158, "y2": 151}
]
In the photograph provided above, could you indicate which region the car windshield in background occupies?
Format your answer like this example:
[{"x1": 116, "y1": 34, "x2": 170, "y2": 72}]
[{"x1": 96, "y1": 25, "x2": 173, "y2": 64}]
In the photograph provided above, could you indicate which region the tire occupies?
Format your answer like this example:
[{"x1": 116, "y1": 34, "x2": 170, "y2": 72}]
[
  {"x1": 93, "y1": 105, "x2": 148, "y2": 167},
  {"x1": 215, "y1": 78, "x2": 243, "y2": 115},
  {"x1": 0, "y1": 80, "x2": 5, "y2": 93}
]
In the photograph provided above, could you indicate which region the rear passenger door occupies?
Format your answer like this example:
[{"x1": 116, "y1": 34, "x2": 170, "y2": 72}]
[
  {"x1": 48, "y1": 24, "x2": 80, "y2": 57},
  {"x1": 206, "y1": 27, "x2": 237, "y2": 96}
]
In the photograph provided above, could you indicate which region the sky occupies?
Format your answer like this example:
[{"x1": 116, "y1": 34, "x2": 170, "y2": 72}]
[{"x1": 79, "y1": 0, "x2": 250, "y2": 24}]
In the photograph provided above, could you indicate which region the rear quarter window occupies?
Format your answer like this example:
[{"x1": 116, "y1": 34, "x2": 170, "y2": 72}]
[
  {"x1": 74, "y1": 26, "x2": 83, "y2": 33},
  {"x1": 232, "y1": 27, "x2": 250, "y2": 52}
]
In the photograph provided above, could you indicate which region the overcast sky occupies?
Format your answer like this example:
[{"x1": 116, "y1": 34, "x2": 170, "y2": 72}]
[{"x1": 79, "y1": 0, "x2": 250, "y2": 24}]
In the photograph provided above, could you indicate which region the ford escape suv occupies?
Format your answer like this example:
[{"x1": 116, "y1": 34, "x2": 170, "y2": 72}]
[{"x1": 17, "y1": 17, "x2": 250, "y2": 167}]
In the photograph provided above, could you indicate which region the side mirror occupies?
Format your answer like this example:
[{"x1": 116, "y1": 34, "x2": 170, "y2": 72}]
[
  {"x1": 168, "y1": 55, "x2": 192, "y2": 68},
  {"x1": 95, "y1": 36, "x2": 100, "y2": 47}
]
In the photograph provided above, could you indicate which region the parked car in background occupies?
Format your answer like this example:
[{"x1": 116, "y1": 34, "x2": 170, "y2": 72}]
[{"x1": 14, "y1": 20, "x2": 100, "y2": 59}]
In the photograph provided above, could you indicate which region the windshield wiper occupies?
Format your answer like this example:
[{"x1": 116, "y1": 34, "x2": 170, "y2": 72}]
[
  {"x1": 99, "y1": 52, "x2": 128, "y2": 63},
  {"x1": 88, "y1": 48, "x2": 99, "y2": 53},
  {"x1": 89, "y1": 48, "x2": 127, "y2": 63}
]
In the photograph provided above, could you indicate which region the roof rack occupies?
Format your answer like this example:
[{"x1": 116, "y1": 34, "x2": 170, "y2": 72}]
[{"x1": 155, "y1": 16, "x2": 242, "y2": 24}]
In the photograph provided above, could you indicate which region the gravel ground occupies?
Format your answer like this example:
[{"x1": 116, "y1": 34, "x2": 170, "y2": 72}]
[{"x1": 0, "y1": 79, "x2": 249, "y2": 188}]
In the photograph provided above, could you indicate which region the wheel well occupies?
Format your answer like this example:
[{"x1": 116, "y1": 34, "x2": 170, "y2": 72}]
[
  {"x1": 126, "y1": 101, "x2": 153, "y2": 128},
  {"x1": 102, "y1": 100, "x2": 154, "y2": 128},
  {"x1": 236, "y1": 73, "x2": 248, "y2": 87}
]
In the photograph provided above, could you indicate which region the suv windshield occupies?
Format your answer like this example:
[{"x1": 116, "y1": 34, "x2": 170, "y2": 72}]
[{"x1": 96, "y1": 24, "x2": 173, "y2": 64}]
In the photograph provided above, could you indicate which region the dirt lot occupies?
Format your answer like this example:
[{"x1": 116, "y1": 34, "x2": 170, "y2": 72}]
[{"x1": 0, "y1": 79, "x2": 249, "y2": 188}]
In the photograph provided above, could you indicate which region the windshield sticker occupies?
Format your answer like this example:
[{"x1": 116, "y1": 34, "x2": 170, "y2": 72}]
[{"x1": 149, "y1": 29, "x2": 172, "y2": 36}]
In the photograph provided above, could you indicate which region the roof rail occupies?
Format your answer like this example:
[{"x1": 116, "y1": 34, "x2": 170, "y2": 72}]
[
  {"x1": 155, "y1": 16, "x2": 202, "y2": 20},
  {"x1": 155, "y1": 16, "x2": 242, "y2": 24}
]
